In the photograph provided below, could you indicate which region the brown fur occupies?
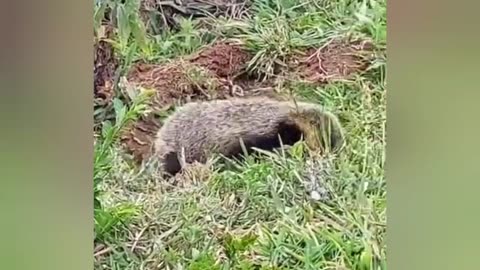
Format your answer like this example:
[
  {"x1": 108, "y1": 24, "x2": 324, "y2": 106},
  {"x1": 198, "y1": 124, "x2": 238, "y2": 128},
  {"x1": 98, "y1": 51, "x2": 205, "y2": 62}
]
[{"x1": 154, "y1": 97, "x2": 345, "y2": 176}]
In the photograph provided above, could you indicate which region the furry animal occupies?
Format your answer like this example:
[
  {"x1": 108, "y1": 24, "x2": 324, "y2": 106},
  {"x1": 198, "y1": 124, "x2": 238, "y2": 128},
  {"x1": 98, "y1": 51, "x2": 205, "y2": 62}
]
[{"x1": 154, "y1": 97, "x2": 345, "y2": 176}]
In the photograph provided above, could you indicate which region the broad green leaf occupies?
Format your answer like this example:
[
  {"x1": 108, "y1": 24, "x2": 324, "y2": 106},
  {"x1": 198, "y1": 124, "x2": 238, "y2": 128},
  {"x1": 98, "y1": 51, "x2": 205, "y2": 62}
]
[
  {"x1": 116, "y1": 4, "x2": 131, "y2": 49},
  {"x1": 130, "y1": 15, "x2": 149, "y2": 54},
  {"x1": 93, "y1": 2, "x2": 107, "y2": 32}
]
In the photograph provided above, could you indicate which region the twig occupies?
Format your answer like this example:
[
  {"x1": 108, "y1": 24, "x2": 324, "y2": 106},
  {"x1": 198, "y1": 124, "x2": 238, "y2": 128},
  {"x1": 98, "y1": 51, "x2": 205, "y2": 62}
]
[
  {"x1": 157, "y1": 222, "x2": 183, "y2": 241},
  {"x1": 131, "y1": 223, "x2": 151, "y2": 252},
  {"x1": 94, "y1": 246, "x2": 113, "y2": 257}
]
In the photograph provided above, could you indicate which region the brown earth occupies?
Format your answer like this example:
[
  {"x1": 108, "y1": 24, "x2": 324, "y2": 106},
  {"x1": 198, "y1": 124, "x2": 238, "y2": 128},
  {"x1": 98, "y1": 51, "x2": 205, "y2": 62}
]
[
  {"x1": 190, "y1": 41, "x2": 281, "y2": 98},
  {"x1": 125, "y1": 60, "x2": 230, "y2": 109},
  {"x1": 189, "y1": 41, "x2": 253, "y2": 78},
  {"x1": 296, "y1": 38, "x2": 376, "y2": 84},
  {"x1": 120, "y1": 112, "x2": 162, "y2": 163},
  {"x1": 94, "y1": 25, "x2": 118, "y2": 106}
]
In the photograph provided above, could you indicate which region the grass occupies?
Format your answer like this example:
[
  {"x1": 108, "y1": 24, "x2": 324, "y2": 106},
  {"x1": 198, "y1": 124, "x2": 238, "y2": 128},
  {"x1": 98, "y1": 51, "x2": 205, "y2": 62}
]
[{"x1": 94, "y1": 0, "x2": 386, "y2": 269}]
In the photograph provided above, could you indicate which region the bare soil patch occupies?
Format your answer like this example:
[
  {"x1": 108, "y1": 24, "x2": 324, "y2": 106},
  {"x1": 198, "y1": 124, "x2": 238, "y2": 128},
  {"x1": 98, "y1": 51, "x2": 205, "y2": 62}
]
[
  {"x1": 296, "y1": 38, "x2": 376, "y2": 84},
  {"x1": 120, "y1": 112, "x2": 162, "y2": 163},
  {"x1": 190, "y1": 41, "x2": 282, "y2": 98},
  {"x1": 94, "y1": 25, "x2": 118, "y2": 106},
  {"x1": 189, "y1": 41, "x2": 252, "y2": 78},
  {"x1": 126, "y1": 60, "x2": 229, "y2": 108},
  {"x1": 230, "y1": 73, "x2": 283, "y2": 99}
]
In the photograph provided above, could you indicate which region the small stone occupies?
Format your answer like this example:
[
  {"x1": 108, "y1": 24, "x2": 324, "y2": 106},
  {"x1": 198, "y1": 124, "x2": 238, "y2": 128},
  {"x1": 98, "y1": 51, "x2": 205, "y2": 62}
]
[{"x1": 310, "y1": 191, "x2": 321, "y2": 201}]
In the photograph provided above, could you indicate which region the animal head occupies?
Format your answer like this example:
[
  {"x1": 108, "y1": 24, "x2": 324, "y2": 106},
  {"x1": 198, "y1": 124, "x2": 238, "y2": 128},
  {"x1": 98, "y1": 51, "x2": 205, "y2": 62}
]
[{"x1": 289, "y1": 102, "x2": 345, "y2": 154}]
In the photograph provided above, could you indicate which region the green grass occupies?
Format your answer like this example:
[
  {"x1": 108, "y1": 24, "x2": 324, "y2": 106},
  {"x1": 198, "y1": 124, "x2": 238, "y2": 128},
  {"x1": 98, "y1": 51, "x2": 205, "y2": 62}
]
[{"x1": 94, "y1": 0, "x2": 386, "y2": 269}]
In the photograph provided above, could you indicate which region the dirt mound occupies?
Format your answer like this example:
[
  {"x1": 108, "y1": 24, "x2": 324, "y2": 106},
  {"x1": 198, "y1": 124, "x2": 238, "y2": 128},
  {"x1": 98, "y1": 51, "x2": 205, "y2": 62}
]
[
  {"x1": 121, "y1": 60, "x2": 230, "y2": 163},
  {"x1": 94, "y1": 25, "x2": 118, "y2": 106},
  {"x1": 120, "y1": 112, "x2": 162, "y2": 163},
  {"x1": 297, "y1": 38, "x2": 376, "y2": 83},
  {"x1": 126, "y1": 60, "x2": 229, "y2": 108},
  {"x1": 189, "y1": 41, "x2": 252, "y2": 78},
  {"x1": 189, "y1": 41, "x2": 281, "y2": 98}
]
